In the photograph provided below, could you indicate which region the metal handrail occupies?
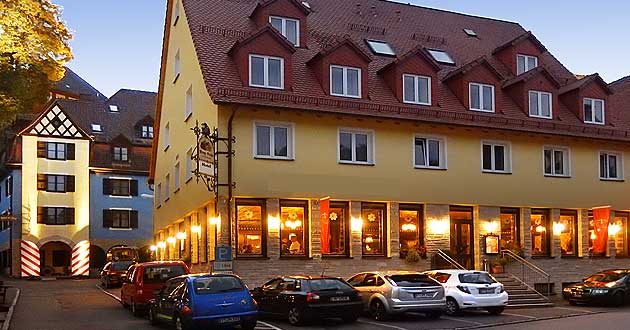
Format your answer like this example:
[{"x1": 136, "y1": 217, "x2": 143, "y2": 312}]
[
  {"x1": 436, "y1": 249, "x2": 467, "y2": 270},
  {"x1": 501, "y1": 249, "x2": 552, "y2": 296}
]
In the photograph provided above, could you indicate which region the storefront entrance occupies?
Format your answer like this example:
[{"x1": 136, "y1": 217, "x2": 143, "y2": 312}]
[
  {"x1": 39, "y1": 241, "x2": 72, "y2": 277},
  {"x1": 450, "y1": 206, "x2": 474, "y2": 269}
]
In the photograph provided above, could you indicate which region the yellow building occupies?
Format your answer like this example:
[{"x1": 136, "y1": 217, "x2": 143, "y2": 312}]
[{"x1": 151, "y1": 0, "x2": 630, "y2": 294}]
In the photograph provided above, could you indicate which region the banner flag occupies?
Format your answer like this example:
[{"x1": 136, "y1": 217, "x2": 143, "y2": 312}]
[{"x1": 320, "y1": 197, "x2": 330, "y2": 254}]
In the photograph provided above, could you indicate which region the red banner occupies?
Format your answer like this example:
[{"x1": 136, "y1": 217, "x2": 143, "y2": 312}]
[
  {"x1": 592, "y1": 207, "x2": 611, "y2": 255},
  {"x1": 320, "y1": 197, "x2": 330, "y2": 254}
]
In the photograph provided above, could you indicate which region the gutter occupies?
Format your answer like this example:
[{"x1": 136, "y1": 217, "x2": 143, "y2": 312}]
[{"x1": 226, "y1": 106, "x2": 238, "y2": 247}]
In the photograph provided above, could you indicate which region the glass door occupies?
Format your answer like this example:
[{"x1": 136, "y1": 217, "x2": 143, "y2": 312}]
[{"x1": 450, "y1": 206, "x2": 474, "y2": 269}]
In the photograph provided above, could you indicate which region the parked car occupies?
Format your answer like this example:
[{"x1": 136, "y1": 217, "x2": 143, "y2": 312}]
[
  {"x1": 121, "y1": 261, "x2": 190, "y2": 316},
  {"x1": 347, "y1": 271, "x2": 445, "y2": 321},
  {"x1": 147, "y1": 274, "x2": 257, "y2": 330},
  {"x1": 100, "y1": 260, "x2": 136, "y2": 288},
  {"x1": 251, "y1": 275, "x2": 362, "y2": 326},
  {"x1": 563, "y1": 269, "x2": 630, "y2": 306},
  {"x1": 422, "y1": 270, "x2": 508, "y2": 315}
]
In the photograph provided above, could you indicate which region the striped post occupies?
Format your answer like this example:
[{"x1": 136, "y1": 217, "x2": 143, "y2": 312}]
[
  {"x1": 20, "y1": 240, "x2": 41, "y2": 277},
  {"x1": 71, "y1": 240, "x2": 90, "y2": 277}
]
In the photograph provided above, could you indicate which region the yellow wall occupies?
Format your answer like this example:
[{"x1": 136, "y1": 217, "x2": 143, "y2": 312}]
[
  {"x1": 153, "y1": 3, "x2": 218, "y2": 232},
  {"x1": 21, "y1": 135, "x2": 91, "y2": 244},
  {"x1": 222, "y1": 106, "x2": 630, "y2": 210}
]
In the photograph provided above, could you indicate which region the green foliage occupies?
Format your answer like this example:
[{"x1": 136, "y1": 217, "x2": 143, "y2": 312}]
[{"x1": 405, "y1": 249, "x2": 421, "y2": 263}]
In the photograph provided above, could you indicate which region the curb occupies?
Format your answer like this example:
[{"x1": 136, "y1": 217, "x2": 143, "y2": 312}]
[
  {"x1": 96, "y1": 285, "x2": 122, "y2": 303},
  {"x1": 1, "y1": 288, "x2": 21, "y2": 330},
  {"x1": 455, "y1": 310, "x2": 605, "y2": 330}
]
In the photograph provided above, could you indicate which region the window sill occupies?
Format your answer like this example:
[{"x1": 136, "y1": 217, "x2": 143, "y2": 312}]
[
  {"x1": 174, "y1": 187, "x2": 180, "y2": 194},
  {"x1": 164, "y1": 197, "x2": 170, "y2": 203},
  {"x1": 361, "y1": 255, "x2": 390, "y2": 259},
  {"x1": 544, "y1": 174, "x2": 571, "y2": 179},
  {"x1": 279, "y1": 256, "x2": 312, "y2": 260},
  {"x1": 173, "y1": 15, "x2": 179, "y2": 26},
  {"x1": 108, "y1": 227, "x2": 133, "y2": 231},
  {"x1": 331, "y1": 93, "x2": 362, "y2": 99},
  {"x1": 184, "y1": 112, "x2": 192, "y2": 122},
  {"x1": 482, "y1": 170, "x2": 512, "y2": 175},
  {"x1": 249, "y1": 84, "x2": 284, "y2": 90},
  {"x1": 108, "y1": 195, "x2": 133, "y2": 199},
  {"x1": 600, "y1": 178, "x2": 624, "y2": 182},
  {"x1": 156, "y1": 204, "x2": 162, "y2": 209},
  {"x1": 185, "y1": 177, "x2": 193, "y2": 184},
  {"x1": 163, "y1": 145, "x2": 170, "y2": 152},
  {"x1": 469, "y1": 108, "x2": 495, "y2": 113},
  {"x1": 338, "y1": 161, "x2": 375, "y2": 166},
  {"x1": 173, "y1": 73, "x2": 180, "y2": 84},
  {"x1": 254, "y1": 156, "x2": 294, "y2": 161},
  {"x1": 414, "y1": 166, "x2": 446, "y2": 171},
  {"x1": 322, "y1": 255, "x2": 353, "y2": 259},
  {"x1": 403, "y1": 101, "x2": 432, "y2": 107},
  {"x1": 584, "y1": 121, "x2": 605, "y2": 126},
  {"x1": 236, "y1": 256, "x2": 270, "y2": 260},
  {"x1": 529, "y1": 115, "x2": 553, "y2": 120}
]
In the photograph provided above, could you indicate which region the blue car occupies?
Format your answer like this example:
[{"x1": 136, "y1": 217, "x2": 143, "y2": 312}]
[{"x1": 147, "y1": 273, "x2": 257, "y2": 330}]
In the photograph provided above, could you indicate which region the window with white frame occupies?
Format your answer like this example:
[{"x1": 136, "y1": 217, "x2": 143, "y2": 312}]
[
  {"x1": 403, "y1": 74, "x2": 431, "y2": 105},
  {"x1": 185, "y1": 85, "x2": 193, "y2": 120},
  {"x1": 269, "y1": 16, "x2": 299, "y2": 46},
  {"x1": 517, "y1": 54, "x2": 538, "y2": 75},
  {"x1": 529, "y1": 91, "x2": 552, "y2": 119},
  {"x1": 330, "y1": 65, "x2": 361, "y2": 98},
  {"x1": 113, "y1": 147, "x2": 128, "y2": 162},
  {"x1": 254, "y1": 122, "x2": 293, "y2": 159},
  {"x1": 414, "y1": 136, "x2": 445, "y2": 169},
  {"x1": 91, "y1": 123, "x2": 103, "y2": 133},
  {"x1": 141, "y1": 125, "x2": 153, "y2": 138},
  {"x1": 174, "y1": 49, "x2": 181, "y2": 81},
  {"x1": 584, "y1": 98, "x2": 605, "y2": 125},
  {"x1": 600, "y1": 152, "x2": 623, "y2": 180},
  {"x1": 165, "y1": 173, "x2": 170, "y2": 199},
  {"x1": 163, "y1": 123, "x2": 170, "y2": 150},
  {"x1": 544, "y1": 146, "x2": 570, "y2": 177},
  {"x1": 186, "y1": 147, "x2": 193, "y2": 181},
  {"x1": 482, "y1": 141, "x2": 511, "y2": 173},
  {"x1": 469, "y1": 83, "x2": 494, "y2": 112},
  {"x1": 338, "y1": 129, "x2": 374, "y2": 164},
  {"x1": 249, "y1": 54, "x2": 284, "y2": 89},
  {"x1": 174, "y1": 162, "x2": 180, "y2": 191}
]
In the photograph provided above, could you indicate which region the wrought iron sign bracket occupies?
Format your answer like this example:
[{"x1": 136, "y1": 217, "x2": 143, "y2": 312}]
[{"x1": 191, "y1": 121, "x2": 236, "y2": 193}]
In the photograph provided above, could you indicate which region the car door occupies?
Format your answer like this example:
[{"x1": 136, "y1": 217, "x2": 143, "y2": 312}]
[
  {"x1": 348, "y1": 274, "x2": 368, "y2": 307},
  {"x1": 276, "y1": 278, "x2": 299, "y2": 316},
  {"x1": 161, "y1": 280, "x2": 186, "y2": 320},
  {"x1": 257, "y1": 278, "x2": 282, "y2": 314},
  {"x1": 100, "y1": 263, "x2": 110, "y2": 281}
]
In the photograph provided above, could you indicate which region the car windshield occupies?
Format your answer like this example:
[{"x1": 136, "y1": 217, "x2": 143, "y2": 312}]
[
  {"x1": 308, "y1": 279, "x2": 352, "y2": 291},
  {"x1": 143, "y1": 265, "x2": 187, "y2": 284},
  {"x1": 193, "y1": 276, "x2": 244, "y2": 294},
  {"x1": 387, "y1": 274, "x2": 438, "y2": 287},
  {"x1": 458, "y1": 272, "x2": 496, "y2": 284},
  {"x1": 585, "y1": 272, "x2": 627, "y2": 283},
  {"x1": 111, "y1": 261, "x2": 134, "y2": 271}
]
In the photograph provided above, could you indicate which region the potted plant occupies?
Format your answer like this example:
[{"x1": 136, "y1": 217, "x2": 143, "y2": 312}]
[
  {"x1": 405, "y1": 249, "x2": 421, "y2": 264},
  {"x1": 491, "y1": 256, "x2": 509, "y2": 274}
]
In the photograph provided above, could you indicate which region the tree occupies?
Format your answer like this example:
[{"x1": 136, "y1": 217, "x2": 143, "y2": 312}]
[{"x1": 0, "y1": 0, "x2": 72, "y2": 127}]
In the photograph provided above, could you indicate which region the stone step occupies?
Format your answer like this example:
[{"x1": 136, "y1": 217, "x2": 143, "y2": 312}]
[{"x1": 509, "y1": 293, "x2": 546, "y2": 299}]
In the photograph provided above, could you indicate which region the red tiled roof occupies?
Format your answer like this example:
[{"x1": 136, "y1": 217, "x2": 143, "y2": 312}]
[
  {"x1": 502, "y1": 66, "x2": 560, "y2": 89},
  {"x1": 492, "y1": 31, "x2": 547, "y2": 55},
  {"x1": 558, "y1": 73, "x2": 612, "y2": 95},
  {"x1": 441, "y1": 56, "x2": 503, "y2": 82}
]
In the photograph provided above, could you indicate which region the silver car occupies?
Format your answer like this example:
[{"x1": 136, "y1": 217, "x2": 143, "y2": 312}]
[{"x1": 348, "y1": 271, "x2": 446, "y2": 320}]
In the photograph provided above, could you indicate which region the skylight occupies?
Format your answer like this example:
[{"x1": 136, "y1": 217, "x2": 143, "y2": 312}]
[
  {"x1": 366, "y1": 40, "x2": 395, "y2": 56},
  {"x1": 464, "y1": 29, "x2": 477, "y2": 37},
  {"x1": 427, "y1": 49, "x2": 455, "y2": 65},
  {"x1": 91, "y1": 124, "x2": 103, "y2": 132},
  {"x1": 301, "y1": 1, "x2": 311, "y2": 9},
  {"x1": 109, "y1": 105, "x2": 119, "y2": 112}
]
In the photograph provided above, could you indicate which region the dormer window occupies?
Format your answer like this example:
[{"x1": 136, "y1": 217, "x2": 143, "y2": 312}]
[
  {"x1": 249, "y1": 54, "x2": 284, "y2": 89},
  {"x1": 469, "y1": 83, "x2": 495, "y2": 112},
  {"x1": 330, "y1": 65, "x2": 361, "y2": 98},
  {"x1": 91, "y1": 124, "x2": 103, "y2": 133},
  {"x1": 529, "y1": 91, "x2": 552, "y2": 119},
  {"x1": 141, "y1": 125, "x2": 154, "y2": 138},
  {"x1": 113, "y1": 147, "x2": 128, "y2": 162},
  {"x1": 584, "y1": 98, "x2": 605, "y2": 125},
  {"x1": 517, "y1": 54, "x2": 538, "y2": 75},
  {"x1": 427, "y1": 49, "x2": 455, "y2": 65},
  {"x1": 403, "y1": 74, "x2": 431, "y2": 105},
  {"x1": 108, "y1": 105, "x2": 119, "y2": 112},
  {"x1": 366, "y1": 40, "x2": 395, "y2": 56},
  {"x1": 269, "y1": 16, "x2": 299, "y2": 46}
]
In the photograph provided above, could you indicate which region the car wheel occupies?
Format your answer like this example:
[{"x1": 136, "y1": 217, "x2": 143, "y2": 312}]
[
  {"x1": 425, "y1": 310, "x2": 442, "y2": 319},
  {"x1": 370, "y1": 300, "x2": 389, "y2": 321},
  {"x1": 241, "y1": 320, "x2": 257, "y2": 330},
  {"x1": 287, "y1": 307, "x2": 305, "y2": 326},
  {"x1": 445, "y1": 298, "x2": 461, "y2": 316},
  {"x1": 486, "y1": 306, "x2": 505, "y2": 315},
  {"x1": 131, "y1": 301, "x2": 141, "y2": 317},
  {"x1": 148, "y1": 306, "x2": 158, "y2": 325},
  {"x1": 612, "y1": 292, "x2": 625, "y2": 307}
]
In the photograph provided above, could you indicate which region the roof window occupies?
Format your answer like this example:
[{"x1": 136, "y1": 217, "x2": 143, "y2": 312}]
[
  {"x1": 366, "y1": 40, "x2": 395, "y2": 56},
  {"x1": 91, "y1": 124, "x2": 103, "y2": 132},
  {"x1": 427, "y1": 49, "x2": 455, "y2": 65},
  {"x1": 109, "y1": 105, "x2": 119, "y2": 112},
  {"x1": 464, "y1": 29, "x2": 477, "y2": 37},
  {"x1": 301, "y1": 1, "x2": 311, "y2": 9}
]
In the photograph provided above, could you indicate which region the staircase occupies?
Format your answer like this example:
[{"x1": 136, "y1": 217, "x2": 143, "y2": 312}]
[{"x1": 493, "y1": 273, "x2": 554, "y2": 308}]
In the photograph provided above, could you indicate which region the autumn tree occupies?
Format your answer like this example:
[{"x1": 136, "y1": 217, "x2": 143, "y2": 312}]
[{"x1": 0, "y1": 0, "x2": 73, "y2": 127}]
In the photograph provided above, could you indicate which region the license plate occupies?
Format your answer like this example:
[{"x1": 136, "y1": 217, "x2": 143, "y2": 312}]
[
  {"x1": 331, "y1": 296, "x2": 350, "y2": 302},
  {"x1": 414, "y1": 293, "x2": 433, "y2": 298},
  {"x1": 478, "y1": 288, "x2": 494, "y2": 294},
  {"x1": 218, "y1": 317, "x2": 240, "y2": 324}
]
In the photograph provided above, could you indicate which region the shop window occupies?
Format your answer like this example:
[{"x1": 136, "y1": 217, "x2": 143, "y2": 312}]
[
  {"x1": 500, "y1": 208, "x2": 520, "y2": 250},
  {"x1": 322, "y1": 202, "x2": 349, "y2": 257},
  {"x1": 559, "y1": 210, "x2": 578, "y2": 256},
  {"x1": 588, "y1": 210, "x2": 608, "y2": 257},
  {"x1": 399, "y1": 205, "x2": 424, "y2": 258},
  {"x1": 236, "y1": 200, "x2": 266, "y2": 257},
  {"x1": 613, "y1": 212, "x2": 628, "y2": 257},
  {"x1": 280, "y1": 200, "x2": 308, "y2": 257},
  {"x1": 362, "y1": 203, "x2": 387, "y2": 256},
  {"x1": 530, "y1": 209, "x2": 550, "y2": 256}
]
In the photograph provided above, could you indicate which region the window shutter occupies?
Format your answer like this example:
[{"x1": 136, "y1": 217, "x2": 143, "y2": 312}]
[
  {"x1": 37, "y1": 207, "x2": 45, "y2": 224},
  {"x1": 130, "y1": 211, "x2": 139, "y2": 229},
  {"x1": 130, "y1": 180, "x2": 138, "y2": 196},
  {"x1": 103, "y1": 210, "x2": 112, "y2": 228},
  {"x1": 65, "y1": 208, "x2": 75, "y2": 224},
  {"x1": 66, "y1": 143, "x2": 75, "y2": 160},
  {"x1": 103, "y1": 179, "x2": 112, "y2": 195},
  {"x1": 66, "y1": 176, "x2": 75, "y2": 192},
  {"x1": 37, "y1": 174, "x2": 47, "y2": 191},
  {"x1": 37, "y1": 142, "x2": 47, "y2": 158}
]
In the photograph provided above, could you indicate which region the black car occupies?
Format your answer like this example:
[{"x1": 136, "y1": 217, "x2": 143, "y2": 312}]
[
  {"x1": 100, "y1": 261, "x2": 135, "y2": 288},
  {"x1": 563, "y1": 269, "x2": 630, "y2": 306},
  {"x1": 251, "y1": 275, "x2": 362, "y2": 326}
]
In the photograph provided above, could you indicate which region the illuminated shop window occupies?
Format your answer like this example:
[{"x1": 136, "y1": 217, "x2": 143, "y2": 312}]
[
  {"x1": 236, "y1": 199, "x2": 266, "y2": 257},
  {"x1": 399, "y1": 205, "x2": 424, "y2": 258},
  {"x1": 559, "y1": 210, "x2": 577, "y2": 256},
  {"x1": 500, "y1": 208, "x2": 520, "y2": 250},
  {"x1": 613, "y1": 212, "x2": 628, "y2": 257},
  {"x1": 530, "y1": 209, "x2": 550, "y2": 256},
  {"x1": 321, "y1": 202, "x2": 349, "y2": 257},
  {"x1": 362, "y1": 203, "x2": 387, "y2": 256},
  {"x1": 280, "y1": 200, "x2": 308, "y2": 257}
]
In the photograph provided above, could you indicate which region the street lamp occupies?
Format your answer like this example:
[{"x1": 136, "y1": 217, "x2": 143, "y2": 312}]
[
  {"x1": 176, "y1": 232, "x2": 186, "y2": 259},
  {"x1": 191, "y1": 225, "x2": 202, "y2": 264},
  {"x1": 149, "y1": 245, "x2": 157, "y2": 261}
]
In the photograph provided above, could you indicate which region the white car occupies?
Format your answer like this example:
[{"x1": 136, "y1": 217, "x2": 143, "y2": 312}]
[{"x1": 422, "y1": 270, "x2": 508, "y2": 315}]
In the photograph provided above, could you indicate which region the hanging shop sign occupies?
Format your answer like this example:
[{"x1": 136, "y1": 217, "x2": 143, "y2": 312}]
[{"x1": 198, "y1": 135, "x2": 215, "y2": 177}]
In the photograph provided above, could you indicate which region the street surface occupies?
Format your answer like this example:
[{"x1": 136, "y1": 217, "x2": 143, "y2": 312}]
[{"x1": 4, "y1": 278, "x2": 630, "y2": 330}]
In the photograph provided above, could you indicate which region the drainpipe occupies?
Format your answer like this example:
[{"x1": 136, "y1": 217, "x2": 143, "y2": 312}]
[{"x1": 226, "y1": 106, "x2": 238, "y2": 248}]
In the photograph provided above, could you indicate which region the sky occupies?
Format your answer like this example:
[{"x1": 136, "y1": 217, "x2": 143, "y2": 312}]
[{"x1": 55, "y1": 0, "x2": 630, "y2": 97}]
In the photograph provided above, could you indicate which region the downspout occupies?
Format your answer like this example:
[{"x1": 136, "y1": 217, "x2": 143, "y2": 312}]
[{"x1": 226, "y1": 106, "x2": 238, "y2": 248}]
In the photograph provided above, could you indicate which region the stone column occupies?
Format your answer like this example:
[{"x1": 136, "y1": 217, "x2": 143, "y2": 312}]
[
  {"x1": 267, "y1": 199, "x2": 280, "y2": 259},
  {"x1": 475, "y1": 206, "x2": 500, "y2": 270},
  {"x1": 521, "y1": 208, "x2": 532, "y2": 258},
  {"x1": 425, "y1": 204, "x2": 450, "y2": 253},
  {"x1": 389, "y1": 202, "x2": 400, "y2": 258},
  {"x1": 579, "y1": 209, "x2": 589, "y2": 258},
  {"x1": 550, "y1": 209, "x2": 561, "y2": 258},
  {"x1": 608, "y1": 210, "x2": 616, "y2": 258},
  {"x1": 350, "y1": 201, "x2": 362, "y2": 258}
]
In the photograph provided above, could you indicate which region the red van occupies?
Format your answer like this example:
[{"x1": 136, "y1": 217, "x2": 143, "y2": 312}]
[{"x1": 120, "y1": 261, "x2": 190, "y2": 316}]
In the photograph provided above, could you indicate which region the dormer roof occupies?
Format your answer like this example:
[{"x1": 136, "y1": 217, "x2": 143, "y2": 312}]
[
  {"x1": 378, "y1": 46, "x2": 441, "y2": 75},
  {"x1": 249, "y1": 0, "x2": 311, "y2": 18},
  {"x1": 442, "y1": 56, "x2": 503, "y2": 82},
  {"x1": 559, "y1": 73, "x2": 613, "y2": 95},
  {"x1": 492, "y1": 31, "x2": 547, "y2": 55},
  {"x1": 307, "y1": 37, "x2": 372, "y2": 65},
  {"x1": 502, "y1": 66, "x2": 561, "y2": 89},
  {"x1": 228, "y1": 25, "x2": 297, "y2": 56}
]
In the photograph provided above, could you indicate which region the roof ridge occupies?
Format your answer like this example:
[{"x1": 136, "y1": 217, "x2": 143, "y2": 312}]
[
  {"x1": 62, "y1": 67, "x2": 107, "y2": 100},
  {"x1": 610, "y1": 75, "x2": 630, "y2": 86}
]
